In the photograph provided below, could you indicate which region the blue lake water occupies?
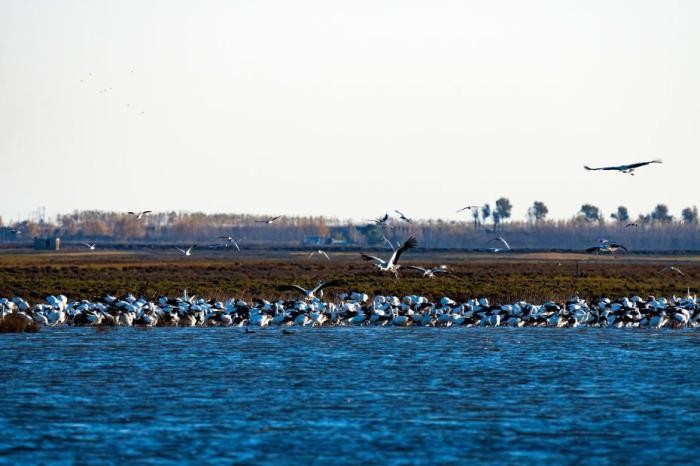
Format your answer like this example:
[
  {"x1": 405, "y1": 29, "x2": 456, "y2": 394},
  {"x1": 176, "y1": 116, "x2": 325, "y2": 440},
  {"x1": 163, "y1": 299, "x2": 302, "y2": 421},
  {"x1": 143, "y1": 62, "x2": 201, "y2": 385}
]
[{"x1": 1, "y1": 328, "x2": 700, "y2": 465}]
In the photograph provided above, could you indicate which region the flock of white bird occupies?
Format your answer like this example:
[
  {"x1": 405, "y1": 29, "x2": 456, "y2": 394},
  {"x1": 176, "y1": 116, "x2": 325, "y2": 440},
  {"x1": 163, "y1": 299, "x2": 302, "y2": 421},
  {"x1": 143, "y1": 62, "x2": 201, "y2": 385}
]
[{"x1": 1, "y1": 289, "x2": 698, "y2": 329}]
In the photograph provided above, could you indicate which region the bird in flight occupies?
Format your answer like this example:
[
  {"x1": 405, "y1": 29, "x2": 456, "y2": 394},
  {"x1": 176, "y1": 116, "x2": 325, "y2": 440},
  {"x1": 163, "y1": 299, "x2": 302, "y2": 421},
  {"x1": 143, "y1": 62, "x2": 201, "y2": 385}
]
[
  {"x1": 360, "y1": 236, "x2": 418, "y2": 278},
  {"x1": 370, "y1": 213, "x2": 390, "y2": 226},
  {"x1": 217, "y1": 236, "x2": 241, "y2": 251},
  {"x1": 492, "y1": 237, "x2": 511, "y2": 251},
  {"x1": 584, "y1": 159, "x2": 662, "y2": 175},
  {"x1": 657, "y1": 266, "x2": 686, "y2": 277},
  {"x1": 277, "y1": 279, "x2": 344, "y2": 300},
  {"x1": 585, "y1": 243, "x2": 628, "y2": 256},
  {"x1": 80, "y1": 241, "x2": 96, "y2": 250},
  {"x1": 394, "y1": 210, "x2": 412, "y2": 223},
  {"x1": 625, "y1": 223, "x2": 639, "y2": 228},
  {"x1": 308, "y1": 249, "x2": 331, "y2": 260},
  {"x1": 175, "y1": 245, "x2": 196, "y2": 256},
  {"x1": 405, "y1": 265, "x2": 449, "y2": 278},
  {"x1": 456, "y1": 205, "x2": 479, "y2": 213},
  {"x1": 128, "y1": 210, "x2": 152, "y2": 219},
  {"x1": 256, "y1": 216, "x2": 281, "y2": 224}
]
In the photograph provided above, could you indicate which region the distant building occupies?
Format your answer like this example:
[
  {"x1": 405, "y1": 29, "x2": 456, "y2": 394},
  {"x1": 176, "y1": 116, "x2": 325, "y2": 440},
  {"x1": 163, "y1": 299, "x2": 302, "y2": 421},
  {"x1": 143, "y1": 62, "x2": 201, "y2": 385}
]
[{"x1": 33, "y1": 237, "x2": 61, "y2": 251}]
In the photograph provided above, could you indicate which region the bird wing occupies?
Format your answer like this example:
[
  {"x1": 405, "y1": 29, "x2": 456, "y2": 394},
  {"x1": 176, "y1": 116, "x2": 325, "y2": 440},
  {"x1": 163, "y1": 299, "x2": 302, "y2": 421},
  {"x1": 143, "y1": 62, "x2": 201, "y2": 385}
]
[
  {"x1": 390, "y1": 236, "x2": 418, "y2": 265},
  {"x1": 610, "y1": 243, "x2": 628, "y2": 252},
  {"x1": 394, "y1": 210, "x2": 404, "y2": 217},
  {"x1": 671, "y1": 267, "x2": 686, "y2": 276},
  {"x1": 433, "y1": 268, "x2": 449, "y2": 275},
  {"x1": 270, "y1": 216, "x2": 281, "y2": 222},
  {"x1": 584, "y1": 165, "x2": 619, "y2": 171},
  {"x1": 128, "y1": 211, "x2": 136, "y2": 215},
  {"x1": 277, "y1": 285, "x2": 309, "y2": 295},
  {"x1": 143, "y1": 210, "x2": 152, "y2": 215},
  {"x1": 175, "y1": 247, "x2": 186, "y2": 254},
  {"x1": 232, "y1": 241, "x2": 240, "y2": 251},
  {"x1": 360, "y1": 253, "x2": 386, "y2": 265},
  {"x1": 80, "y1": 241, "x2": 91, "y2": 247},
  {"x1": 308, "y1": 251, "x2": 316, "y2": 258},
  {"x1": 494, "y1": 237, "x2": 511, "y2": 250},
  {"x1": 383, "y1": 236, "x2": 396, "y2": 251},
  {"x1": 405, "y1": 265, "x2": 427, "y2": 273},
  {"x1": 625, "y1": 159, "x2": 662, "y2": 169},
  {"x1": 320, "y1": 250, "x2": 330, "y2": 260}
]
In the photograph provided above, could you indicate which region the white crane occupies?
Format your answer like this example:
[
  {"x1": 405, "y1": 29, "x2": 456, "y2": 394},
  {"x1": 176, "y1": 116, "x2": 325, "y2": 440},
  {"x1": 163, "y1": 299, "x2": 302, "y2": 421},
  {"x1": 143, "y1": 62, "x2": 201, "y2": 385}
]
[
  {"x1": 456, "y1": 205, "x2": 479, "y2": 213},
  {"x1": 175, "y1": 245, "x2": 197, "y2": 256},
  {"x1": 584, "y1": 159, "x2": 662, "y2": 175},
  {"x1": 394, "y1": 210, "x2": 412, "y2": 223},
  {"x1": 492, "y1": 237, "x2": 511, "y2": 251},
  {"x1": 657, "y1": 266, "x2": 686, "y2": 277},
  {"x1": 80, "y1": 241, "x2": 96, "y2": 250},
  {"x1": 216, "y1": 236, "x2": 241, "y2": 251},
  {"x1": 277, "y1": 279, "x2": 344, "y2": 300},
  {"x1": 255, "y1": 216, "x2": 281, "y2": 224},
  {"x1": 360, "y1": 236, "x2": 418, "y2": 278},
  {"x1": 308, "y1": 249, "x2": 330, "y2": 260},
  {"x1": 405, "y1": 265, "x2": 449, "y2": 278},
  {"x1": 128, "y1": 210, "x2": 152, "y2": 219}
]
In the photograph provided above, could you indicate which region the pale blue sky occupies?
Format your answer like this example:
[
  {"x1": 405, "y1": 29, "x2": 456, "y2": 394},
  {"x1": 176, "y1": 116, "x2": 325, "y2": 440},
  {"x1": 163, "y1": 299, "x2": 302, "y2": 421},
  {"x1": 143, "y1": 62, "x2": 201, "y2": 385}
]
[{"x1": 1, "y1": 1, "x2": 698, "y2": 223}]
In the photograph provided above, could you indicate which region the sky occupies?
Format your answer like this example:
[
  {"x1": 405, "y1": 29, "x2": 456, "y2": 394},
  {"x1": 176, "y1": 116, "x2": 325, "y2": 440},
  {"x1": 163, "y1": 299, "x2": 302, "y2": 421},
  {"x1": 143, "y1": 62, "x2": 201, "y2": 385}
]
[{"x1": 1, "y1": 0, "x2": 698, "y2": 224}]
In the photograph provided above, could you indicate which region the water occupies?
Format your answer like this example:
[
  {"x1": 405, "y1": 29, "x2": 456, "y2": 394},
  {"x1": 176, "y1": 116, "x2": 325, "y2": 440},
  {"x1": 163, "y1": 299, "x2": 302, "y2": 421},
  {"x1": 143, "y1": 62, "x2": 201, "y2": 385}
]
[{"x1": 1, "y1": 328, "x2": 700, "y2": 465}]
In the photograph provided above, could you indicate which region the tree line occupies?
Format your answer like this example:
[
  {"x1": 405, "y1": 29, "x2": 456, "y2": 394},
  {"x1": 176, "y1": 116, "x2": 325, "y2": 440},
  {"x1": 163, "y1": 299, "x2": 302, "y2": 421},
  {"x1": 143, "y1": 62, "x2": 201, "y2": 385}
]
[{"x1": 0, "y1": 201, "x2": 698, "y2": 251}]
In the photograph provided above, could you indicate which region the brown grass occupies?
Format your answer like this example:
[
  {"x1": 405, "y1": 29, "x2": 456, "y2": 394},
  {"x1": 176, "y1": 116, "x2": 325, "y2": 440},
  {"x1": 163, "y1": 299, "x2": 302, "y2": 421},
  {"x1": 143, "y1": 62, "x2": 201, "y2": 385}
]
[{"x1": 0, "y1": 250, "x2": 698, "y2": 303}]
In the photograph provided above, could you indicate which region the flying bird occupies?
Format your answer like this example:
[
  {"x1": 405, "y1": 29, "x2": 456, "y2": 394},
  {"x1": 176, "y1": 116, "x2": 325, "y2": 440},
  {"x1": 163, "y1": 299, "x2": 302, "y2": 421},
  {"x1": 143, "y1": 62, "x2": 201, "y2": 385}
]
[
  {"x1": 456, "y1": 205, "x2": 479, "y2": 213},
  {"x1": 256, "y1": 216, "x2": 281, "y2": 224},
  {"x1": 585, "y1": 243, "x2": 628, "y2": 256},
  {"x1": 175, "y1": 245, "x2": 197, "y2": 256},
  {"x1": 657, "y1": 266, "x2": 686, "y2": 277},
  {"x1": 128, "y1": 210, "x2": 152, "y2": 219},
  {"x1": 405, "y1": 265, "x2": 449, "y2": 278},
  {"x1": 394, "y1": 210, "x2": 412, "y2": 223},
  {"x1": 308, "y1": 249, "x2": 331, "y2": 260},
  {"x1": 370, "y1": 213, "x2": 390, "y2": 226},
  {"x1": 217, "y1": 236, "x2": 241, "y2": 251},
  {"x1": 80, "y1": 241, "x2": 96, "y2": 250},
  {"x1": 360, "y1": 236, "x2": 418, "y2": 278},
  {"x1": 584, "y1": 159, "x2": 662, "y2": 175},
  {"x1": 277, "y1": 279, "x2": 344, "y2": 300},
  {"x1": 625, "y1": 223, "x2": 639, "y2": 228},
  {"x1": 492, "y1": 237, "x2": 511, "y2": 251}
]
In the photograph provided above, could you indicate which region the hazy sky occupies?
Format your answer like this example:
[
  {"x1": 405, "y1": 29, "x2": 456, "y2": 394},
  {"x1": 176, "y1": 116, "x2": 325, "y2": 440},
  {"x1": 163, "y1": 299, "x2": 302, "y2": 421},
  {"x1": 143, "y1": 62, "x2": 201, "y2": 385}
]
[{"x1": 1, "y1": 1, "x2": 698, "y2": 223}]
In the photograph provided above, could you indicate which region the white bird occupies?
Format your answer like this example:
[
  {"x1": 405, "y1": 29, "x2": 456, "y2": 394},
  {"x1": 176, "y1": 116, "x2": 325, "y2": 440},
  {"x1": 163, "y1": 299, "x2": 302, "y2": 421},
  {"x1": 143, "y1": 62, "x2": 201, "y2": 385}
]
[
  {"x1": 255, "y1": 216, "x2": 281, "y2": 224},
  {"x1": 658, "y1": 266, "x2": 686, "y2": 277},
  {"x1": 405, "y1": 265, "x2": 449, "y2": 278},
  {"x1": 492, "y1": 237, "x2": 511, "y2": 251},
  {"x1": 585, "y1": 243, "x2": 628, "y2": 255},
  {"x1": 584, "y1": 159, "x2": 662, "y2": 175},
  {"x1": 128, "y1": 210, "x2": 152, "y2": 219},
  {"x1": 394, "y1": 210, "x2": 412, "y2": 223},
  {"x1": 80, "y1": 241, "x2": 96, "y2": 250},
  {"x1": 217, "y1": 236, "x2": 241, "y2": 251},
  {"x1": 277, "y1": 279, "x2": 344, "y2": 300},
  {"x1": 308, "y1": 249, "x2": 330, "y2": 260},
  {"x1": 360, "y1": 236, "x2": 418, "y2": 278},
  {"x1": 456, "y1": 205, "x2": 479, "y2": 213},
  {"x1": 175, "y1": 245, "x2": 197, "y2": 256}
]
